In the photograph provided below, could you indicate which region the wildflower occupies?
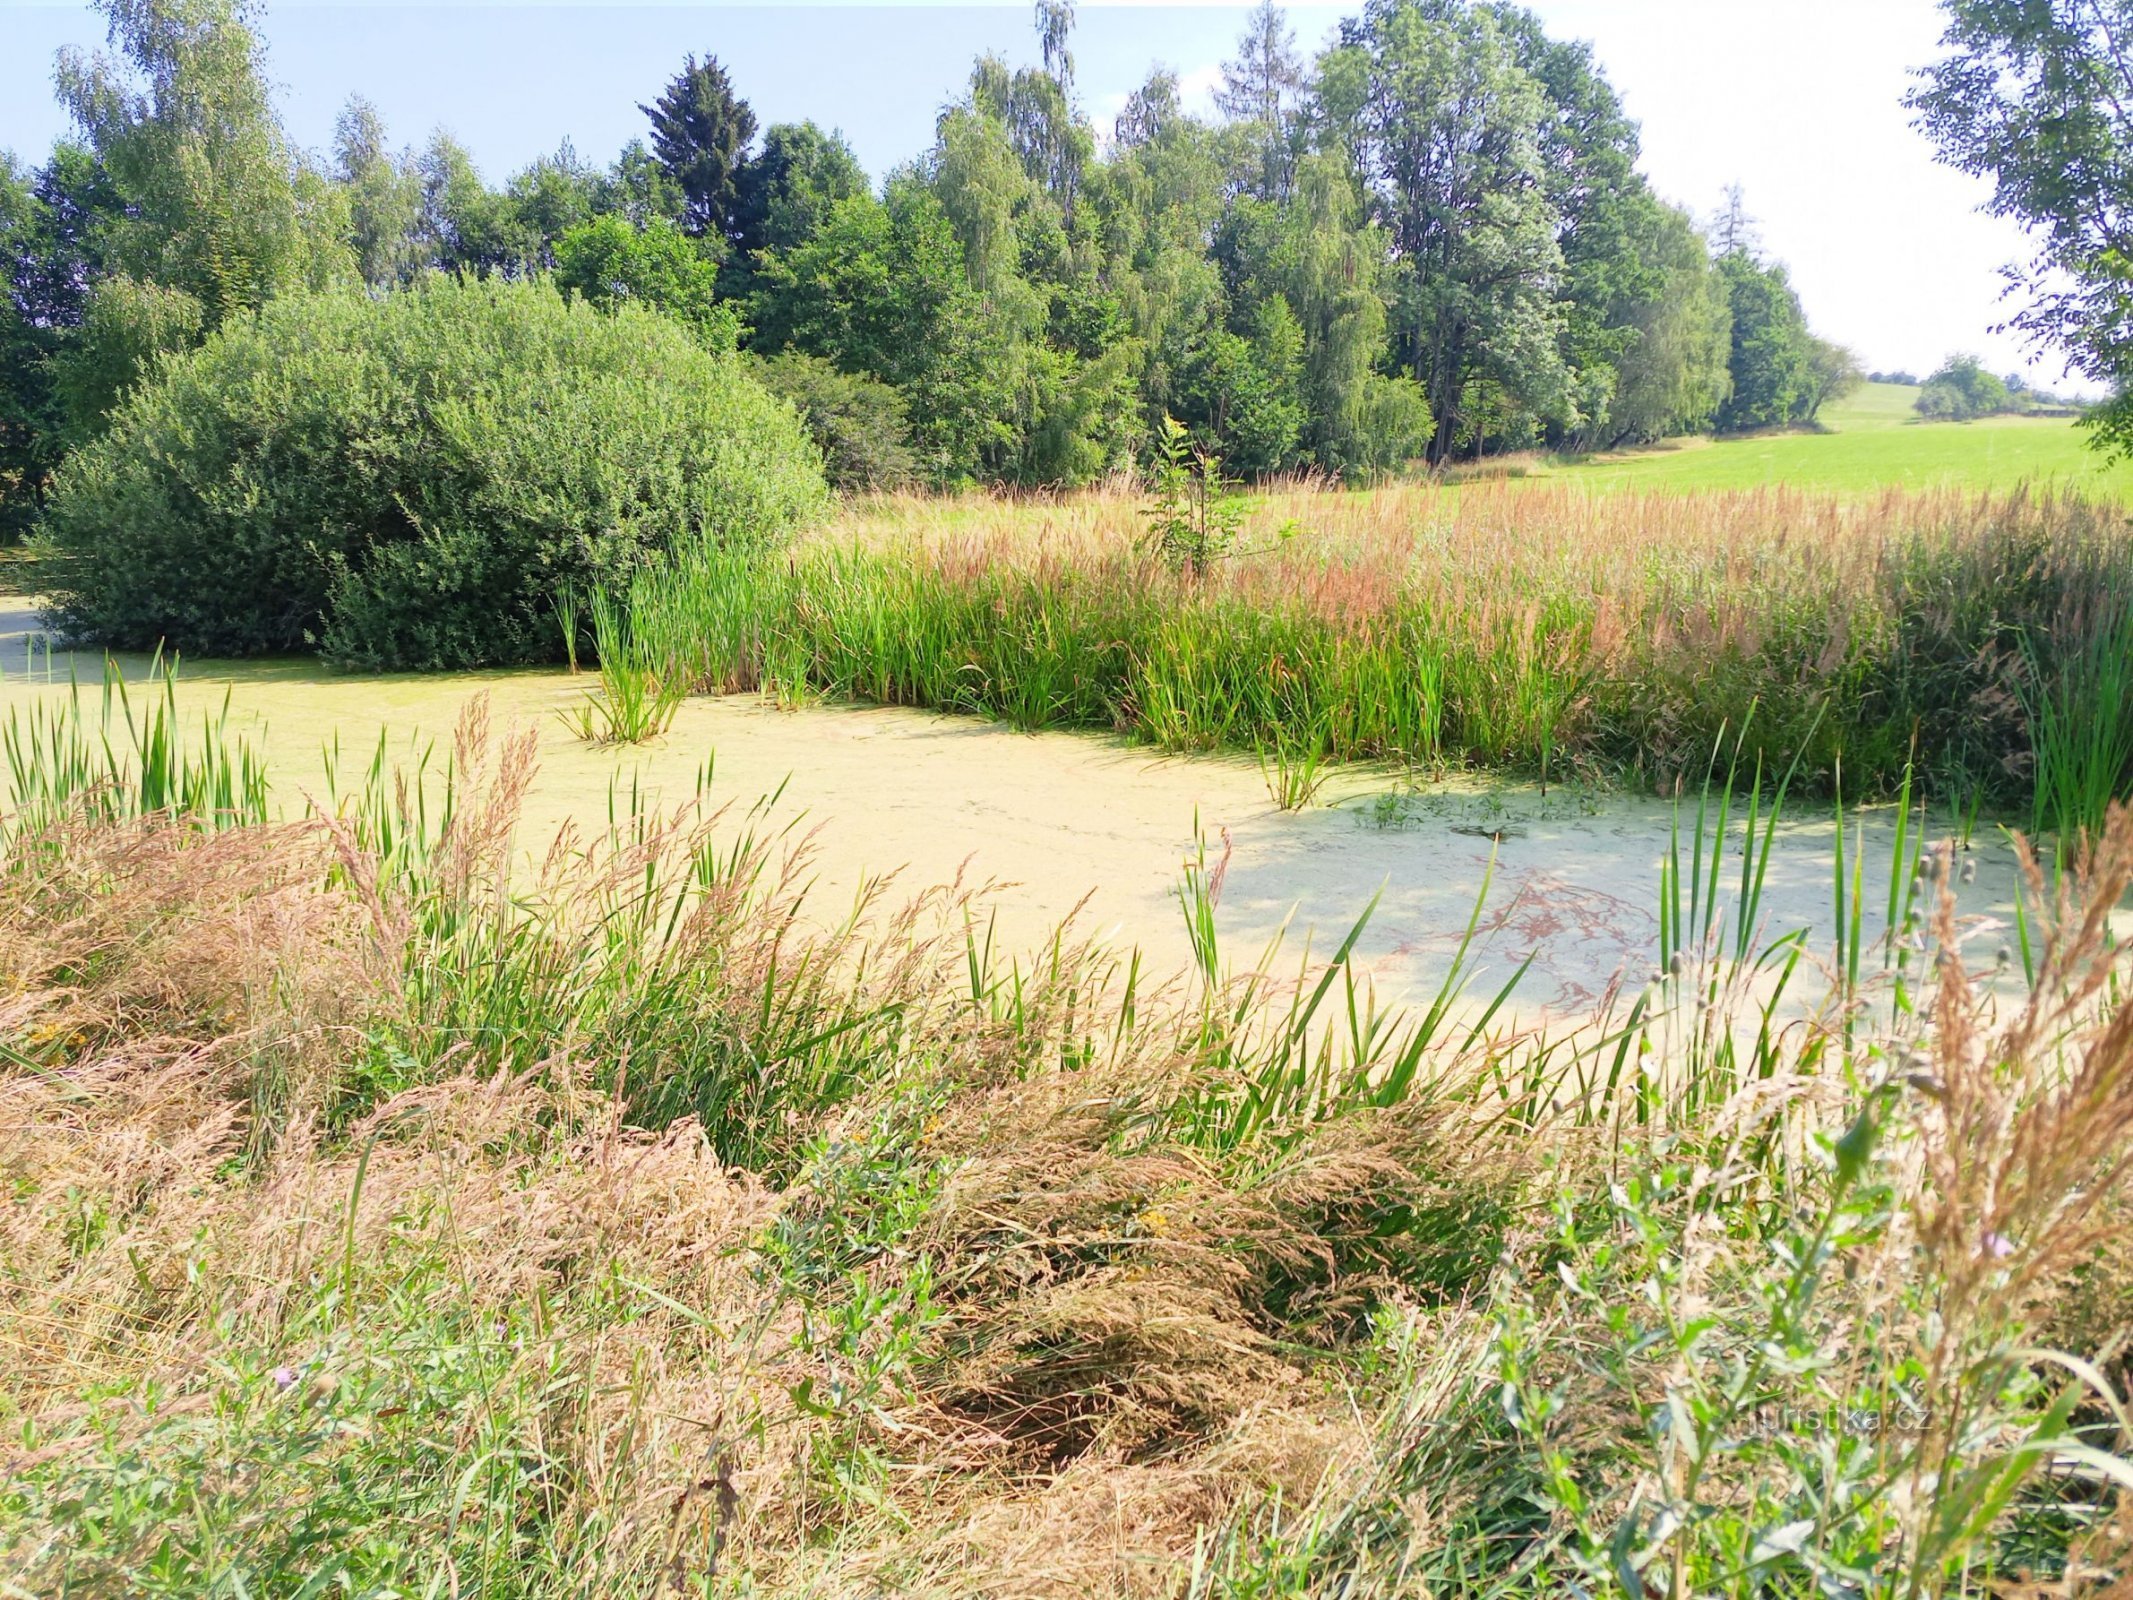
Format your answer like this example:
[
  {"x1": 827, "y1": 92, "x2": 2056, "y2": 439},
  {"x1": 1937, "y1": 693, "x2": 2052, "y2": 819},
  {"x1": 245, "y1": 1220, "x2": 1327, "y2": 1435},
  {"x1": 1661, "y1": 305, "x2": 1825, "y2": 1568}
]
[
  {"x1": 1981, "y1": 1231, "x2": 2015, "y2": 1260},
  {"x1": 272, "y1": 1366, "x2": 299, "y2": 1392}
]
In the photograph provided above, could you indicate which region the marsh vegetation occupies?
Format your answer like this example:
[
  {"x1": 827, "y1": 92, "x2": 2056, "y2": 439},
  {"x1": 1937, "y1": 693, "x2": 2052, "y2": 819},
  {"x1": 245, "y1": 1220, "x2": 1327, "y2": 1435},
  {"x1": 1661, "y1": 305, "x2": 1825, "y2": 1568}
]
[
  {"x1": 602, "y1": 481, "x2": 2133, "y2": 846},
  {"x1": 5, "y1": 0, "x2": 2133, "y2": 1588},
  {"x1": 2, "y1": 684, "x2": 2131, "y2": 1596}
]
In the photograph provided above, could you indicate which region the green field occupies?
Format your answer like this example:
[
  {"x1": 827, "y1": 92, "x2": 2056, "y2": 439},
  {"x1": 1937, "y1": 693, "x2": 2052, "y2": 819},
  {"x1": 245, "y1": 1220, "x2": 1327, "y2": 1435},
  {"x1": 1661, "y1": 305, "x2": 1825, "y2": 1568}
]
[{"x1": 1544, "y1": 382, "x2": 2133, "y2": 497}]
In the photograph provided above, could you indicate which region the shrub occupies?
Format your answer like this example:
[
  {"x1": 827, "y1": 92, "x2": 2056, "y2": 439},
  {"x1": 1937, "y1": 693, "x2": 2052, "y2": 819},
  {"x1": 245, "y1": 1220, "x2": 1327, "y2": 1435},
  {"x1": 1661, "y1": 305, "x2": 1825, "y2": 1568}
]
[
  {"x1": 751, "y1": 350, "x2": 918, "y2": 492},
  {"x1": 36, "y1": 276, "x2": 826, "y2": 669},
  {"x1": 553, "y1": 214, "x2": 742, "y2": 353},
  {"x1": 1915, "y1": 353, "x2": 2025, "y2": 423}
]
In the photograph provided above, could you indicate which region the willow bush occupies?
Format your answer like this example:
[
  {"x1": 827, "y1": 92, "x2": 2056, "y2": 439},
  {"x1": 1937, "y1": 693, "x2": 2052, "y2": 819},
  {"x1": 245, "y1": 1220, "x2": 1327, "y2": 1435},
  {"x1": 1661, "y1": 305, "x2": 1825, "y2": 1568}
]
[{"x1": 35, "y1": 276, "x2": 826, "y2": 670}]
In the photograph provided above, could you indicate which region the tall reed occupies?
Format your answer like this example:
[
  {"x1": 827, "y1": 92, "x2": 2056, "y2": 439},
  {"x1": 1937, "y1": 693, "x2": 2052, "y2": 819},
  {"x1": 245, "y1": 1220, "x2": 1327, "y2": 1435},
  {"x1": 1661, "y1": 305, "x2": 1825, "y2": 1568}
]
[
  {"x1": 2025, "y1": 596, "x2": 2133, "y2": 859},
  {"x1": 631, "y1": 486, "x2": 2133, "y2": 814},
  {"x1": 1, "y1": 657, "x2": 269, "y2": 833}
]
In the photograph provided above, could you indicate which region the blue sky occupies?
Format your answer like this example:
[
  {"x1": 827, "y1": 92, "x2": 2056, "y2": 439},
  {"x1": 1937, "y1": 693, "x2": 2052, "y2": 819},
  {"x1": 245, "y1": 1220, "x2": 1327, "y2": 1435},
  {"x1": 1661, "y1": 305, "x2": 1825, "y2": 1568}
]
[{"x1": 0, "y1": 0, "x2": 2075, "y2": 390}]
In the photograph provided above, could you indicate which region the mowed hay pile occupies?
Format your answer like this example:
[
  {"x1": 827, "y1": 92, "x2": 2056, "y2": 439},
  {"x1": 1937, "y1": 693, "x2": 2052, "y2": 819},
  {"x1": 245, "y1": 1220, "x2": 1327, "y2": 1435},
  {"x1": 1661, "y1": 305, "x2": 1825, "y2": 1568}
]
[{"x1": 4, "y1": 700, "x2": 2133, "y2": 1595}]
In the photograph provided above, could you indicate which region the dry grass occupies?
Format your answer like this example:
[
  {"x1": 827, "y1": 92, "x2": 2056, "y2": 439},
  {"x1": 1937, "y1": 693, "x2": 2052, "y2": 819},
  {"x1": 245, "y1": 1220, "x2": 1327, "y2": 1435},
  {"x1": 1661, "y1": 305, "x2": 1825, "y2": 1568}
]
[{"x1": 3, "y1": 702, "x2": 2131, "y2": 1595}]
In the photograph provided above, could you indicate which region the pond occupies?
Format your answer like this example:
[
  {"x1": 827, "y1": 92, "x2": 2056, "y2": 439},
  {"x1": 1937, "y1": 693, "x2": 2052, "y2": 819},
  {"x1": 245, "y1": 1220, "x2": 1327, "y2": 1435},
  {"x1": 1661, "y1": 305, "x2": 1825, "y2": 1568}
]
[{"x1": 1, "y1": 602, "x2": 2055, "y2": 1030}]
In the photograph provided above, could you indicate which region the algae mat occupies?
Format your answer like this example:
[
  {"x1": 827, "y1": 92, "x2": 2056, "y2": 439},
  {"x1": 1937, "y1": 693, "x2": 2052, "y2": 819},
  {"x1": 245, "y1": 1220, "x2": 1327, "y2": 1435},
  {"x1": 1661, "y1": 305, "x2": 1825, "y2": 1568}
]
[{"x1": 0, "y1": 608, "x2": 2045, "y2": 1026}]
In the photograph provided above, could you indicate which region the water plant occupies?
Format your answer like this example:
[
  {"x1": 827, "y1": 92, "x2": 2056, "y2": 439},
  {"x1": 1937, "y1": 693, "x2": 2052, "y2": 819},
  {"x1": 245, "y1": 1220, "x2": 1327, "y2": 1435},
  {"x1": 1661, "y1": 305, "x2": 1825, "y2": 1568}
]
[
  {"x1": 622, "y1": 484, "x2": 2133, "y2": 825},
  {"x1": 560, "y1": 587, "x2": 685, "y2": 745},
  {"x1": 1, "y1": 655, "x2": 269, "y2": 832},
  {"x1": 2024, "y1": 596, "x2": 2133, "y2": 861},
  {"x1": 1258, "y1": 708, "x2": 1335, "y2": 810}
]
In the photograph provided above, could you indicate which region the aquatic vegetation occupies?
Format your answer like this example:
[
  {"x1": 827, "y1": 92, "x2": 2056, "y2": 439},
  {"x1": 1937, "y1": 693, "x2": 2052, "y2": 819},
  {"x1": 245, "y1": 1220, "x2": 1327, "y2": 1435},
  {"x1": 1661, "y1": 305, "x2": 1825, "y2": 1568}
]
[
  {"x1": 558, "y1": 588, "x2": 685, "y2": 746},
  {"x1": 2025, "y1": 596, "x2": 2133, "y2": 861}
]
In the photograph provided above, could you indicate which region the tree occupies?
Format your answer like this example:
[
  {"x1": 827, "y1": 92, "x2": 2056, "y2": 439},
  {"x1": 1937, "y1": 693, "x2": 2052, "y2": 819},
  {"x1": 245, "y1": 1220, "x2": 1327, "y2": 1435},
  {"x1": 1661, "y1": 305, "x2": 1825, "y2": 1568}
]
[
  {"x1": 1491, "y1": 8, "x2": 1660, "y2": 447},
  {"x1": 55, "y1": 0, "x2": 326, "y2": 327},
  {"x1": 1113, "y1": 69, "x2": 1183, "y2": 152},
  {"x1": 1606, "y1": 200, "x2": 1732, "y2": 444},
  {"x1": 0, "y1": 158, "x2": 51, "y2": 535},
  {"x1": 1338, "y1": 0, "x2": 1572, "y2": 462},
  {"x1": 2, "y1": 145, "x2": 122, "y2": 532},
  {"x1": 50, "y1": 0, "x2": 341, "y2": 426},
  {"x1": 748, "y1": 180, "x2": 1011, "y2": 479},
  {"x1": 10, "y1": 144, "x2": 117, "y2": 335},
  {"x1": 1915, "y1": 352, "x2": 2019, "y2": 421},
  {"x1": 1216, "y1": 1, "x2": 1307, "y2": 201},
  {"x1": 502, "y1": 140, "x2": 602, "y2": 268},
  {"x1": 1170, "y1": 294, "x2": 1307, "y2": 475},
  {"x1": 555, "y1": 214, "x2": 739, "y2": 350},
  {"x1": 415, "y1": 133, "x2": 517, "y2": 276},
  {"x1": 1710, "y1": 183, "x2": 1759, "y2": 257},
  {"x1": 730, "y1": 122, "x2": 868, "y2": 263},
  {"x1": 333, "y1": 97, "x2": 423, "y2": 288},
  {"x1": 932, "y1": 103, "x2": 1040, "y2": 295},
  {"x1": 968, "y1": 51, "x2": 1090, "y2": 217},
  {"x1": 1805, "y1": 337, "x2": 1864, "y2": 418},
  {"x1": 1037, "y1": 1, "x2": 1076, "y2": 90},
  {"x1": 642, "y1": 54, "x2": 758, "y2": 240},
  {"x1": 1715, "y1": 249, "x2": 1814, "y2": 432},
  {"x1": 1211, "y1": 152, "x2": 1428, "y2": 475},
  {"x1": 1910, "y1": 2, "x2": 2133, "y2": 451},
  {"x1": 596, "y1": 140, "x2": 686, "y2": 230}
]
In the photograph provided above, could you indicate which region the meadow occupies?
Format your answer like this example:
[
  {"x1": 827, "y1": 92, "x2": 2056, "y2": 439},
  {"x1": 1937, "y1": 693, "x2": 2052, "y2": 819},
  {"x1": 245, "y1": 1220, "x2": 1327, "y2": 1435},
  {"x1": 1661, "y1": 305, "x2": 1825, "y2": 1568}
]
[
  {"x1": 3, "y1": 680, "x2": 2132, "y2": 1596},
  {"x1": 1538, "y1": 383, "x2": 2133, "y2": 499}
]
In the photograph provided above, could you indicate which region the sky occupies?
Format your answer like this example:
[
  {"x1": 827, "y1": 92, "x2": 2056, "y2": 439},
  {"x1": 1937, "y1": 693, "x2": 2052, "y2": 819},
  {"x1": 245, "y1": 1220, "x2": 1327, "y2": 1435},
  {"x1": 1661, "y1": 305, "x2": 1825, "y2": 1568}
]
[{"x1": 0, "y1": 0, "x2": 2079, "y2": 391}]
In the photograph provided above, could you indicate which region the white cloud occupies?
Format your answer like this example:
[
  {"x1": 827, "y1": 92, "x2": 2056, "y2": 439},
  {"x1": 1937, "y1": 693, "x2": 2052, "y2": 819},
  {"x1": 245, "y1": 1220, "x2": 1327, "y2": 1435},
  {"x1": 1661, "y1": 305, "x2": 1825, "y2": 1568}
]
[{"x1": 1175, "y1": 59, "x2": 1226, "y2": 115}]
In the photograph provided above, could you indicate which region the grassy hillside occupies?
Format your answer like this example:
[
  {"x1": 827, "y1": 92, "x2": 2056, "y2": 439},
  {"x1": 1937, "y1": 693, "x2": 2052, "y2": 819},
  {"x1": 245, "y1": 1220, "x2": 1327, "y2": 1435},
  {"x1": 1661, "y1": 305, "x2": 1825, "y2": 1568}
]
[{"x1": 1550, "y1": 381, "x2": 2133, "y2": 497}]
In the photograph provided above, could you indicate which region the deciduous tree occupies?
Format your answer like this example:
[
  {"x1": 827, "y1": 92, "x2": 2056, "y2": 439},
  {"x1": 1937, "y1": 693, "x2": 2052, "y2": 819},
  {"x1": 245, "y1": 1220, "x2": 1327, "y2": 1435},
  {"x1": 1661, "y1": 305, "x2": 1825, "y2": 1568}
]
[
  {"x1": 1910, "y1": 1, "x2": 2133, "y2": 449},
  {"x1": 1217, "y1": 1, "x2": 1307, "y2": 201},
  {"x1": 1338, "y1": 0, "x2": 1571, "y2": 461}
]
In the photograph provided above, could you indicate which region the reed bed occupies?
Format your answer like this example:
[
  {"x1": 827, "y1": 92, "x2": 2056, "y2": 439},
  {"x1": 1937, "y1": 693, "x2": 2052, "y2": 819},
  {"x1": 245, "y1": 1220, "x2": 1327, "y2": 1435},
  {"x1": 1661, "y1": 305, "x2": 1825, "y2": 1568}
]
[
  {"x1": 625, "y1": 483, "x2": 2133, "y2": 834},
  {"x1": 3, "y1": 686, "x2": 2132, "y2": 1595}
]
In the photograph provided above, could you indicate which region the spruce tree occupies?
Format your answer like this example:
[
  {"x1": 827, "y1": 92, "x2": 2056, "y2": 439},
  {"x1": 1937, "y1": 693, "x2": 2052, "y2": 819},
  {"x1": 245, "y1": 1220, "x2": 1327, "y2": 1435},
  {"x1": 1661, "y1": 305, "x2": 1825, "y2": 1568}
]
[{"x1": 641, "y1": 54, "x2": 758, "y2": 241}]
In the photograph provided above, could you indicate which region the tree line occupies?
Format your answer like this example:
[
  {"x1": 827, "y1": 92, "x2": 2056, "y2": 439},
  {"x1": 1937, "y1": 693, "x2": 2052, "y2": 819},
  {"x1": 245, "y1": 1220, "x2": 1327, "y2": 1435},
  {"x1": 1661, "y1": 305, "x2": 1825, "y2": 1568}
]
[{"x1": 1, "y1": 0, "x2": 1862, "y2": 530}]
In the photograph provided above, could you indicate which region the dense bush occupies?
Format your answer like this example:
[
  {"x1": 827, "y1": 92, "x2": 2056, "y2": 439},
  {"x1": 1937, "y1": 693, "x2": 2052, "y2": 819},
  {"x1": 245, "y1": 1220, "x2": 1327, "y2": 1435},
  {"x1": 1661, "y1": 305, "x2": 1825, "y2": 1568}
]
[
  {"x1": 1915, "y1": 353, "x2": 2025, "y2": 423},
  {"x1": 752, "y1": 350, "x2": 918, "y2": 491},
  {"x1": 36, "y1": 276, "x2": 825, "y2": 668}
]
